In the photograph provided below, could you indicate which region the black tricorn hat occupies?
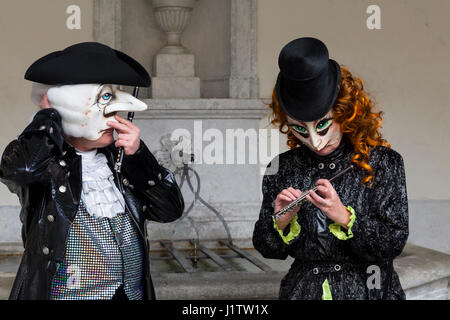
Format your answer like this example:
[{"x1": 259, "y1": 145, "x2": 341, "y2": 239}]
[
  {"x1": 25, "y1": 42, "x2": 151, "y2": 87},
  {"x1": 275, "y1": 37, "x2": 341, "y2": 122}
]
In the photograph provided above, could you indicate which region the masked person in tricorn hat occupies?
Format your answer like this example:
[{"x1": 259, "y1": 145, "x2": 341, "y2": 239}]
[
  {"x1": 252, "y1": 37, "x2": 409, "y2": 300},
  {"x1": 0, "y1": 42, "x2": 184, "y2": 300}
]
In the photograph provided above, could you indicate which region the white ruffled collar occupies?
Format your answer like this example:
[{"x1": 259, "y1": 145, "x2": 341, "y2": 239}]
[{"x1": 75, "y1": 148, "x2": 125, "y2": 219}]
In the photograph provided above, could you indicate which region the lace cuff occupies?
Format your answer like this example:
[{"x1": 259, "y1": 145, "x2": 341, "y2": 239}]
[
  {"x1": 272, "y1": 214, "x2": 301, "y2": 245},
  {"x1": 328, "y1": 205, "x2": 356, "y2": 240}
]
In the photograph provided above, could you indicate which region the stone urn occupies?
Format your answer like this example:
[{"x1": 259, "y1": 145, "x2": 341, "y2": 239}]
[{"x1": 152, "y1": 0, "x2": 198, "y2": 54}]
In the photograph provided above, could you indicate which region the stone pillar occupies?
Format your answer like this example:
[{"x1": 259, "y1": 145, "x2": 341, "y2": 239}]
[
  {"x1": 229, "y1": 0, "x2": 259, "y2": 99},
  {"x1": 93, "y1": 0, "x2": 122, "y2": 50},
  {"x1": 151, "y1": 0, "x2": 201, "y2": 99}
]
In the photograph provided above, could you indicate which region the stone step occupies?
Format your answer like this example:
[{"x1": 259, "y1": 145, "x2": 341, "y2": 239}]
[
  {"x1": 153, "y1": 271, "x2": 285, "y2": 299},
  {"x1": 1, "y1": 242, "x2": 449, "y2": 300},
  {"x1": 0, "y1": 242, "x2": 23, "y2": 300}
]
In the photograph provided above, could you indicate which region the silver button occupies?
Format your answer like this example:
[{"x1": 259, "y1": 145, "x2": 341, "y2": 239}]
[
  {"x1": 148, "y1": 180, "x2": 156, "y2": 187},
  {"x1": 49, "y1": 127, "x2": 53, "y2": 134},
  {"x1": 58, "y1": 185, "x2": 66, "y2": 193},
  {"x1": 123, "y1": 178, "x2": 129, "y2": 186},
  {"x1": 42, "y1": 247, "x2": 49, "y2": 255},
  {"x1": 334, "y1": 264, "x2": 341, "y2": 271},
  {"x1": 59, "y1": 160, "x2": 66, "y2": 167},
  {"x1": 318, "y1": 163, "x2": 325, "y2": 169},
  {"x1": 329, "y1": 163, "x2": 336, "y2": 170},
  {"x1": 39, "y1": 125, "x2": 46, "y2": 130},
  {"x1": 142, "y1": 205, "x2": 147, "y2": 212},
  {"x1": 47, "y1": 215, "x2": 54, "y2": 222},
  {"x1": 313, "y1": 267, "x2": 319, "y2": 274},
  {"x1": 157, "y1": 173, "x2": 162, "y2": 180},
  {"x1": 62, "y1": 151, "x2": 67, "y2": 156}
]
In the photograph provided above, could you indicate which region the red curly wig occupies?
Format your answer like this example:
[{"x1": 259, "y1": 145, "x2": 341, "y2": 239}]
[{"x1": 268, "y1": 66, "x2": 391, "y2": 187}]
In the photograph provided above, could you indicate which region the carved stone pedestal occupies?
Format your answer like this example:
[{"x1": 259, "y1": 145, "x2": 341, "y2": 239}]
[
  {"x1": 152, "y1": 53, "x2": 200, "y2": 98},
  {"x1": 151, "y1": 0, "x2": 201, "y2": 98}
]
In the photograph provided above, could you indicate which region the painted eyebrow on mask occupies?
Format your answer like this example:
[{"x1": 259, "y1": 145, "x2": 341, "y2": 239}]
[
  {"x1": 95, "y1": 84, "x2": 114, "y2": 97},
  {"x1": 96, "y1": 84, "x2": 114, "y2": 98},
  {"x1": 93, "y1": 84, "x2": 115, "y2": 109},
  {"x1": 90, "y1": 84, "x2": 106, "y2": 106},
  {"x1": 95, "y1": 83, "x2": 105, "y2": 95},
  {"x1": 287, "y1": 116, "x2": 334, "y2": 129}
]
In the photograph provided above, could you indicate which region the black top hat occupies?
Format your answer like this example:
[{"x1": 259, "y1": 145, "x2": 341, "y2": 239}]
[
  {"x1": 275, "y1": 37, "x2": 341, "y2": 122},
  {"x1": 25, "y1": 42, "x2": 151, "y2": 87}
]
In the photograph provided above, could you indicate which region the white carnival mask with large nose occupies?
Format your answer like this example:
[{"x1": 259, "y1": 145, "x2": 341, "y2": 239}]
[
  {"x1": 45, "y1": 84, "x2": 147, "y2": 140},
  {"x1": 288, "y1": 110, "x2": 343, "y2": 153}
]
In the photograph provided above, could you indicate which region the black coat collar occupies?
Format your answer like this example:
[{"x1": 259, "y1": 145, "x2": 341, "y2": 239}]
[{"x1": 304, "y1": 134, "x2": 354, "y2": 164}]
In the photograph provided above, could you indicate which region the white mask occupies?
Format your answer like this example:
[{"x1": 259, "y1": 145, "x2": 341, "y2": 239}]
[
  {"x1": 46, "y1": 84, "x2": 147, "y2": 140},
  {"x1": 288, "y1": 110, "x2": 343, "y2": 153}
]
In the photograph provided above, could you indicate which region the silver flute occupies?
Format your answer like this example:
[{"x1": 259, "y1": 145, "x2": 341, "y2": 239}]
[{"x1": 272, "y1": 164, "x2": 354, "y2": 220}]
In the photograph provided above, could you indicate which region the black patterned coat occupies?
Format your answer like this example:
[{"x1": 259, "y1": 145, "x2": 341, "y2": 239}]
[{"x1": 252, "y1": 136, "x2": 409, "y2": 300}]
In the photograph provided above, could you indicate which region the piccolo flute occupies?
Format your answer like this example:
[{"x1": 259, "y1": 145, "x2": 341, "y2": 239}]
[
  {"x1": 272, "y1": 164, "x2": 354, "y2": 220},
  {"x1": 114, "y1": 86, "x2": 139, "y2": 173}
]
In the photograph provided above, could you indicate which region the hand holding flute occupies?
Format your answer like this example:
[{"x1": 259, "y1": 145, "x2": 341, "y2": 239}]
[
  {"x1": 112, "y1": 86, "x2": 140, "y2": 173},
  {"x1": 274, "y1": 187, "x2": 304, "y2": 231},
  {"x1": 273, "y1": 165, "x2": 354, "y2": 231},
  {"x1": 107, "y1": 114, "x2": 141, "y2": 157}
]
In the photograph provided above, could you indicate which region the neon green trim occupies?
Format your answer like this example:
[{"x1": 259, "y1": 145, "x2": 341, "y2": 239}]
[
  {"x1": 328, "y1": 205, "x2": 356, "y2": 240},
  {"x1": 273, "y1": 214, "x2": 301, "y2": 245},
  {"x1": 322, "y1": 278, "x2": 333, "y2": 300}
]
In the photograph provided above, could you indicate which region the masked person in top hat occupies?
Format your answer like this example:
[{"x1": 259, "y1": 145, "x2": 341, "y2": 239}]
[
  {"x1": 0, "y1": 42, "x2": 184, "y2": 300},
  {"x1": 252, "y1": 37, "x2": 409, "y2": 300}
]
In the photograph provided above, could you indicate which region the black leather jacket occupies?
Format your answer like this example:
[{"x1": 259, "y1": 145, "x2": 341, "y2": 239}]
[{"x1": 0, "y1": 108, "x2": 185, "y2": 300}]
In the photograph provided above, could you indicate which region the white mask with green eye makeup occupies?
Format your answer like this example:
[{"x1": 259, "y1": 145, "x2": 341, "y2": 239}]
[
  {"x1": 287, "y1": 110, "x2": 343, "y2": 155},
  {"x1": 45, "y1": 84, "x2": 147, "y2": 141}
]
